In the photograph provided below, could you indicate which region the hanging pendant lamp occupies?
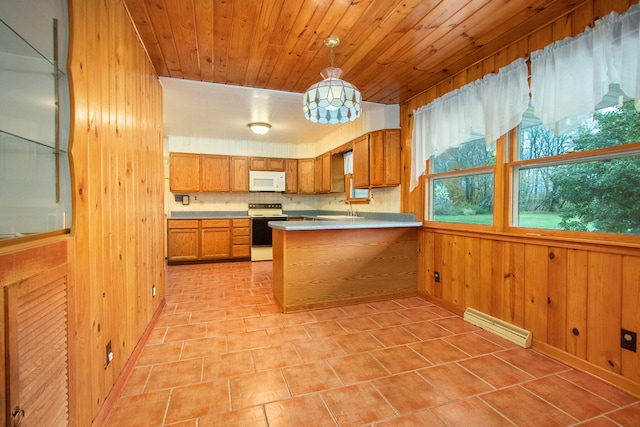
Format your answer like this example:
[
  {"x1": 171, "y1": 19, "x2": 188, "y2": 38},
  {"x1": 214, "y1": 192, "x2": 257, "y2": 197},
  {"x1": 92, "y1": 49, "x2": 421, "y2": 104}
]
[{"x1": 303, "y1": 36, "x2": 362, "y2": 124}]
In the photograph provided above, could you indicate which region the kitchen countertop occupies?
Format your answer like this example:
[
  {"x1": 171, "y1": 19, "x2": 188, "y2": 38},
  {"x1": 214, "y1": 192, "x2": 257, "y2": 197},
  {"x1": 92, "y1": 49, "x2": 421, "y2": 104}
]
[
  {"x1": 168, "y1": 210, "x2": 422, "y2": 230},
  {"x1": 168, "y1": 211, "x2": 250, "y2": 219},
  {"x1": 268, "y1": 217, "x2": 421, "y2": 231}
]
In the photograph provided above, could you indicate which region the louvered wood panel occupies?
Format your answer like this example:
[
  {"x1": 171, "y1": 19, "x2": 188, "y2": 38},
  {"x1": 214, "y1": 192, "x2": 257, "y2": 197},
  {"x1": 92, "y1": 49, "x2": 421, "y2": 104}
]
[{"x1": 5, "y1": 263, "x2": 69, "y2": 427}]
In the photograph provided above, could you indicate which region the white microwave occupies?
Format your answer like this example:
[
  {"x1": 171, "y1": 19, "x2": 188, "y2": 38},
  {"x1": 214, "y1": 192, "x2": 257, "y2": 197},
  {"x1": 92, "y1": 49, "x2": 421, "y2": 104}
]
[{"x1": 249, "y1": 170, "x2": 286, "y2": 192}]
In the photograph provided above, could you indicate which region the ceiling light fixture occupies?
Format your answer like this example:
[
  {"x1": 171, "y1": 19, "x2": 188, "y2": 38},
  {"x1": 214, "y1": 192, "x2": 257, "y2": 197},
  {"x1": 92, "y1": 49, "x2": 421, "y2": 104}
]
[
  {"x1": 303, "y1": 35, "x2": 361, "y2": 124},
  {"x1": 248, "y1": 122, "x2": 271, "y2": 135}
]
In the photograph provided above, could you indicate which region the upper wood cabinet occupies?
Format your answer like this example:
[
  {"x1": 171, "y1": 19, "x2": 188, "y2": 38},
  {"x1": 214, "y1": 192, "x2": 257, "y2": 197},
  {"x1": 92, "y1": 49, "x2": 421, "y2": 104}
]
[
  {"x1": 170, "y1": 152, "x2": 236, "y2": 193},
  {"x1": 169, "y1": 153, "x2": 200, "y2": 192},
  {"x1": 284, "y1": 159, "x2": 298, "y2": 193},
  {"x1": 314, "y1": 153, "x2": 332, "y2": 193},
  {"x1": 298, "y1": 158, "x2": 315, "y2": 194},
  {"x1": 201, "y1": 155, "x2": 230, "y2": 192},
  {"x1": 351, "y1": 130, "x2": 401, "y2": 189},
  {"x1": 230, "y1": 156, "x2": 249, "y2": 192},
  {"x1": 370, "y1": 129, "x2": 401, "y2": 187},
  {"x1": 249, "y1": 157, "x2": 285, "y2": 171},
  {"x1": 352, "y1": 135, "x2": 370, "y2": 189}
]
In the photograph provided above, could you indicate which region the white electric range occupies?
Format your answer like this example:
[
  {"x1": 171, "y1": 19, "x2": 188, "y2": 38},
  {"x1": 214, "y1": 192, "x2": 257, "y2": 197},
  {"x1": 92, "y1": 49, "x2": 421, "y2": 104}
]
[{"x1": 247, "y1": 203, "x2": 287, "y2": 261}]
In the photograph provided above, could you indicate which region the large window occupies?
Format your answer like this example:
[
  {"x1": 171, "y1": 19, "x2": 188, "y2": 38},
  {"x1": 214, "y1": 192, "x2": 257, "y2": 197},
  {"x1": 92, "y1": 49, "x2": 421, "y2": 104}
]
[
  {"x1": 428, "y1": 137, "x2": 496, "y2": 225},
  {"x1": 514, "y1": 92, "x2": 640, "y2": 236}
]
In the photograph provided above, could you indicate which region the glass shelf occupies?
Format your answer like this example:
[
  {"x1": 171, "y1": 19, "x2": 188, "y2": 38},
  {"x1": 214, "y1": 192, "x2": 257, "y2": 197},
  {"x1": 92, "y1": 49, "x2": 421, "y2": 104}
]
[{"x1": 0, "y1": 12, "x2": 70, "y2": 241}]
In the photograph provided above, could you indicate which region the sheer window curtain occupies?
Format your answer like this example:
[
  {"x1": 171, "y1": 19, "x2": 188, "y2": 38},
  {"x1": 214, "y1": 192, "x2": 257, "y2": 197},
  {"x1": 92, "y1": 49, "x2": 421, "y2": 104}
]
[
  {"x1": 410, "y1": 58, "x2": 528, "y2": 191},
  {"x1": 530, "y1": 4, "x2": 640, "y2": 135}
]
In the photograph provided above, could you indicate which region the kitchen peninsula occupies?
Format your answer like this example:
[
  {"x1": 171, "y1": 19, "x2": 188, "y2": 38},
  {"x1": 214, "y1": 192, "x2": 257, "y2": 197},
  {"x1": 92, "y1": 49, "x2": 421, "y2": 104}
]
[{"x1": 269, "y1": 217, "x2": 421, "y2": 313}]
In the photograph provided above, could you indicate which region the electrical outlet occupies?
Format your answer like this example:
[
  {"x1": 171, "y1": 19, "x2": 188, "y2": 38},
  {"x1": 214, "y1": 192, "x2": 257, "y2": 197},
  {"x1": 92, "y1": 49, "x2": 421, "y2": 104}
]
[
  {"x1": 105, "y1": 340, "x2": 113, "y2": 367},
  {"x1": 621, "y1": 329, "x2": 637, "y2": 352},
  {"x1": 434, "y1": 271, "x2": 440, "y2": 283}
]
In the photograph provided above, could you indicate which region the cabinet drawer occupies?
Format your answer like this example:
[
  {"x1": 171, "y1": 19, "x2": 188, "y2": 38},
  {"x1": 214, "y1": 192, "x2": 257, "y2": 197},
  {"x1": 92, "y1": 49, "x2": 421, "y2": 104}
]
[
  {"x1": 232, "y1": 218, "x2": 250, "y2": 227},
  {"x1": 232, "y1": 235, "x2": 250, "y2": 245},
  {"x1": 232, "y1": 227, "x2": 250, "y2": 236},
  {"x1": 232, "y1": 245, "x2": 250, "y2": 258},
  {"x1": 167, "y1": 219, "x2": 199, "y2": 229},
  {"x1": 201, "y1": 219, "x2": 231, "y2": 228}
]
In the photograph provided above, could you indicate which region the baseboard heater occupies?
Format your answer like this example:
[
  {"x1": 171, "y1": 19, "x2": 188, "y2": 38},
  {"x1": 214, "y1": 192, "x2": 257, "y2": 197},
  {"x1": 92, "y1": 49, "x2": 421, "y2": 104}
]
[{"x1": 463, "y1": 308, "x2": 532, "y2": 348}]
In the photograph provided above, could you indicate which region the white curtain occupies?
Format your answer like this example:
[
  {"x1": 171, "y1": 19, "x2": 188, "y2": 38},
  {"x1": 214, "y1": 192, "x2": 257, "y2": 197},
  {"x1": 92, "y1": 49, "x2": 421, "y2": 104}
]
[
  {"x1": 530, "y1": 4, "x2": 640, "y2": 134},
  {"x1": 410, "y1": 58, "x2": 528, "y2": 191}
]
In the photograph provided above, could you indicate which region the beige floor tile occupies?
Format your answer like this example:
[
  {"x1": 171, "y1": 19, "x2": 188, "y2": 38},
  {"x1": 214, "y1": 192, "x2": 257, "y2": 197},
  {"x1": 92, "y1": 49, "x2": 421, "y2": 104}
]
[
  {"x1": 282, "y1": 360, "x2": 343, "y2": 395},
  {"x1": 229, "y1": 370, "x2": 291, "y2": 409}
]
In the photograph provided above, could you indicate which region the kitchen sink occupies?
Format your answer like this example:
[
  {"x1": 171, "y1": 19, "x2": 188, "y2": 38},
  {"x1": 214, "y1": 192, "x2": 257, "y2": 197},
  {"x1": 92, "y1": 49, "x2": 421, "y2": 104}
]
[{"x1": 316, "y1": 215, "x2": 365, "y2": 220}]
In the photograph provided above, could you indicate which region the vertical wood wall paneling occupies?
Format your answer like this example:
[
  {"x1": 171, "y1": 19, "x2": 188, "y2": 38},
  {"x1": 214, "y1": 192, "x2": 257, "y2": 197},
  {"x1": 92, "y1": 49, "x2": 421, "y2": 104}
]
[
  {"x1": 566, "y1": 249, "x2": 589, "y2": 358},
  {"x1": 68, "y1": 0, "x2": 164, "y2": 424},
  {"x1": 463, "y1": 237, "x2": 480, "y2": 310},
  {"x1": 587, "y1": 252, "x2": 623, "y2": 374},
  {"x1": 621, "y1": 255, "x2": 640, "y2": 382},
  {"x1": 547, "y1": 247, "x2": 568, "y2": 350}
]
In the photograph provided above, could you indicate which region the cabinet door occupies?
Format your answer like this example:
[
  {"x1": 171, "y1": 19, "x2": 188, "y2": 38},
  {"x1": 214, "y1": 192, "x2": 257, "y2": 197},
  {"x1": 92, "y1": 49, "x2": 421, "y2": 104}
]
[
  {"x1": 321, "y1": 153, "x2": 331, "y2": 193},
  {"x1": 298, "y1": 158, "x2": 315, "y2": 194},
  {"x1": 201, "y1": 219, "x2": 231, "y2": 259},
  {"x1": 201, "y1": 155, "x2": 230, "y2": 192},
  {"x1": 169, "y1": 152, "x2": 200, "y2": 192},
  {"x1": 352, "y1": 134, "x2": 370, "y2": 188},
  {"x1": 167, "y1": 228, "x2": 199, "y2": 261},
  {"x1": 314, "y1": 156, "x2": 323, "y2": 193},
  {"x1": 5, "y1": 264, "x2": 70, "y2": 427},
  {"x1": 383, "y1": 129, "x2": 401, "y2": 186},
  {"x1": 370, "y1": 131, "x2": 385, "y2": 187},
  {"x1": 249, "y1": 157, "x2": 268, "y2": 170},
  {"x1": 267, "y1": 158, "x2": 285, "y2": 171},
  {"x1": 285, "y1": 159, "x2": 298, "y2": 193},
  {"x1": 230, "y1": 156, "x2": 249, "y2": 192}
]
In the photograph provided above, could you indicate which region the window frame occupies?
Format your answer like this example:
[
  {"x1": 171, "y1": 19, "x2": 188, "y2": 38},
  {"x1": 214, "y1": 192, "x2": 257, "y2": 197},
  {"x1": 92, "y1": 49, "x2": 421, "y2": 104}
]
[
  {"x1": 506, "y1": 124, "x2": 640, "y2": 243},
  {"x1": 423, "y1": 134, "x2": 507, "y2": 232}
]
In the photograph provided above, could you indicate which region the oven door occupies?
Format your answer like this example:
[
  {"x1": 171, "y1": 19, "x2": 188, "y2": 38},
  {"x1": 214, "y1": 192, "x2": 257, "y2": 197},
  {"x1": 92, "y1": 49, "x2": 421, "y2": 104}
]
[{"x1": 251, "y1": 216, "x2": 284, "y2": 247}]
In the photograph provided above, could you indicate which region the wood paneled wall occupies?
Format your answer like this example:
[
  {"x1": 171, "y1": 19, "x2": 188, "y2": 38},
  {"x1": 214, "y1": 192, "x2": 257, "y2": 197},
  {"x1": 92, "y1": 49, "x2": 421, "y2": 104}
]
[
  {"x1": 401, "y1": 0, "x2": 640, "y2": 396},
  {"x1": 67, "y1": 0, "x2": 165, "y2": 425},
  {"x1": 418, "y1": 229, "x2": 640, "y2": 396}
]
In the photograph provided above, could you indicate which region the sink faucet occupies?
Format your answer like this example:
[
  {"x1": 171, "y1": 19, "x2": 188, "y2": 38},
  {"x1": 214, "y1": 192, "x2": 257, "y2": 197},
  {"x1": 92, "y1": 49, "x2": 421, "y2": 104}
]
[{"x1": 340, "y1": 199, "x2": 355, "y2": 216}]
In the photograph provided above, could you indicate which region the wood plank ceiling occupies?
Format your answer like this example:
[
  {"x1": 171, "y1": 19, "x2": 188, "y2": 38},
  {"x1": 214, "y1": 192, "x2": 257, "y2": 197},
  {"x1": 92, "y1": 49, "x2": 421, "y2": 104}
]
[{"x1": 124, "y1": 0, "x2": 588, "y2": 105}]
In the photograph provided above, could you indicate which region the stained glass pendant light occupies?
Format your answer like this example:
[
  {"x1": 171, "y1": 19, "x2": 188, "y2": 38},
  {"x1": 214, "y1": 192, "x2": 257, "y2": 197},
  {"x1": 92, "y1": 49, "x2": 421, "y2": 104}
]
[{"x1": 303, "y1": 36, "x2": 362, "y2": 124}]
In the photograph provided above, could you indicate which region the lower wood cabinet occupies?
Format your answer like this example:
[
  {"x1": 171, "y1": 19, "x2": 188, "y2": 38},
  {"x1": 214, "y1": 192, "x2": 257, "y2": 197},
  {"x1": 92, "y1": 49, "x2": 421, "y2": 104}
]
[
  {"x1": 167, "y1": 220, "x2": 199, "y2": 261},
  {"x1": 201, "y1": 220, "x2": 231, "y2": 259},
  {"x1": 167, "y1": 218, "x2": 250, "y2": 262}
]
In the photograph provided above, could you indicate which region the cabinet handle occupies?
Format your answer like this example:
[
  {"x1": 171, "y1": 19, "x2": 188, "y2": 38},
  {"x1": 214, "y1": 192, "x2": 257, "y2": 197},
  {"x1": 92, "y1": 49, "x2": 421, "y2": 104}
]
[{"x1": 12, "y1": 406, "x2": 25, "y2": 427}]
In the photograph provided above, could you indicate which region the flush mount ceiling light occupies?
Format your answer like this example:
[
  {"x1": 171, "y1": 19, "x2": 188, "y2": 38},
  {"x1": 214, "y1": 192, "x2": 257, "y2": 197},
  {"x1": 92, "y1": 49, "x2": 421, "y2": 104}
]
[
  {"x1": 248, "y1": 122, "x2": 271, "y2": 135},
  {"x1": 303, "y1": 35, "x2": 362, "y2": 124}
]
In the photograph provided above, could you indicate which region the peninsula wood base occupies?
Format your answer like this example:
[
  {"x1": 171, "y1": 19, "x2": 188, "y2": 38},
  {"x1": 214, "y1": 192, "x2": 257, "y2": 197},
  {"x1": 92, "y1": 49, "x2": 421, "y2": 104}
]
[{"x1": 272, "y1": 227, "x2": 418, "y2": 313}]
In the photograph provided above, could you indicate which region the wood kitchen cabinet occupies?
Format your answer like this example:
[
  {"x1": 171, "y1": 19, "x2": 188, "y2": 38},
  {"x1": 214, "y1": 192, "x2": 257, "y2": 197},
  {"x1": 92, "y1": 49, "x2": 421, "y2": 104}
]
[
  {"x1": 249, "y1": 157, "x2": 285, "y2": 171},
  {"x1": 370, "y1": 129, "x2": 401, "y2": 187},
  {"x1": 230, "y1": 156, "x2": 249, "y2": 192},
  {"x1": 170, "y1": 152, "x2": 232, "y2": 193},
  {"x1": 284, "y1": 159, "x2": 298, "y2": 193},
  {"x1": 352, "y1": 134, "x2": 370, "y2": 188},
  {"x1": 231, "y1": 219, "x2": 251, "y2": 258},
  {"x1": 201, "y1": 155, "x2": 230, "y2": 192},
  {"x1": 314, "y1": 153, "x2": 332, "y2": 193},
  {"x1": 167, "y1": 218, "x2": 250, "y2": 262},
  {"x1": 167, "y1": 220, "x2": 200, "y2": 261},
  {"x1": 169, "y1": 152, "x2": 200, "y2": 192},
  {"x1": 201, "y1": 219, "x2": 231, "y2": 259},
  {"x1": 298, "y1": 158, "x2": 315, "y2": 194},
  {"x1": 351, "y1": 130, "x2": 401, "y2": 189}
]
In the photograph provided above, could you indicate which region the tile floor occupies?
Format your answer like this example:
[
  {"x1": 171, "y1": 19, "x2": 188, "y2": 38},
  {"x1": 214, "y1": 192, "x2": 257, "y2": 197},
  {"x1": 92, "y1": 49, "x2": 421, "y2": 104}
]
[{"x1": 106, "y1": 261, "x2": 640, "y2": 426}]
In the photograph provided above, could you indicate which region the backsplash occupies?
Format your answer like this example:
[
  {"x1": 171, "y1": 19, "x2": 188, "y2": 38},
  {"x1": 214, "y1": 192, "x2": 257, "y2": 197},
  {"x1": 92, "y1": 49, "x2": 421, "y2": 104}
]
[{"x1": 167, "y1": 186, "x2": 401, "y2": 215}]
